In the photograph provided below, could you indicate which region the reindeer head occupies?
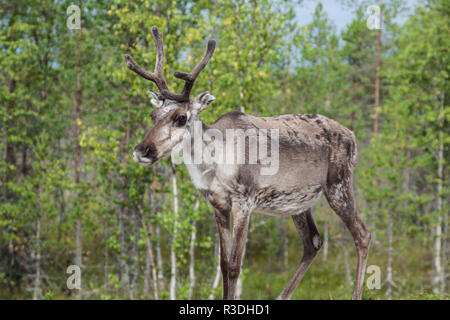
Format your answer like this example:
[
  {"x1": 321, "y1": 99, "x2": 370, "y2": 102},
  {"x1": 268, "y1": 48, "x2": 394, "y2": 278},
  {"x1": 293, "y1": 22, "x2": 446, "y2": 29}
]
[{"x1": 125, "y1": 26, "x2": 216, "y2": 166}]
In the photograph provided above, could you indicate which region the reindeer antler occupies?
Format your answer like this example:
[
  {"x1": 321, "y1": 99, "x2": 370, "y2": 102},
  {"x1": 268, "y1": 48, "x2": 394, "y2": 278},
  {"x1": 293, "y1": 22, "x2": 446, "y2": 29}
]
[
  {"x1": 124, "y1": 26, "x2": 169, "y2": 92},
  {"x1": 124, "y1": 26, "x2": 216, "y2": 102},
  {"x1": 161, "y1": 39, "x2": 216, "y2": 102}
]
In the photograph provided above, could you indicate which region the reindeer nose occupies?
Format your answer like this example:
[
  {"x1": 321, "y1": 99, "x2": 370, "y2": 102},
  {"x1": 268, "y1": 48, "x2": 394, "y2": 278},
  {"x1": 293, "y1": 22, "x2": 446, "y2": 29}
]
[
  {"x1": 135, "y1": 144, "x2": 154, "y2": 158},
  {"x1": 135, "y1": 144, "x2": 145, "y2": 153}
]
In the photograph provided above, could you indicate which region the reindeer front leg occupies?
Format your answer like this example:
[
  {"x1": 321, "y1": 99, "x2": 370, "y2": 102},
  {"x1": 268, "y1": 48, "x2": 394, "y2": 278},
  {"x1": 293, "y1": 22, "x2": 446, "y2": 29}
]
[
  {"x1": 226, "y1": 204, "x2": 251, "y2": 300},
  {"x1": 213, "y1": 209, "x2": 231, "y2": 299}
]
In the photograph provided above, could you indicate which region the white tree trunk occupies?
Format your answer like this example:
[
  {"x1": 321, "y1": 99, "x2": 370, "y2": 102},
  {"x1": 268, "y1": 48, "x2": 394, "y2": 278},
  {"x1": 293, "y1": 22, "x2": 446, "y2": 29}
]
[
  {"x1": 188, "y1": 220, "x2": 197, "y2": 299},
  {"x1": 323, "y1": 219, "x2": 328, "y2": 261},
  {"x1": 387, "y1": 212, "x2": 393, "y2": 299},
  {"x1": 128, "y1": 220, "x2": 139, "y2": 300},
  {"x1": 73, "y1": 22, "x2": 83, "y2": 301},
  {"x1": 118, "y1": 208, "x2": 129, "y2": 298},
  {"x1": 156, "y1": 224, "x2": 164, "y2": 285},
  {"x1": 433, "y1": 176, "x2": 443, "y2": 295},
  {"x1": 169, "y1": 239, "x2": 177, "y2": 300},
  {"x1": 75, "y1": 218, "x2": 82, "y2": 299},
  {"x1": 235, "y1": 240, "x2": 247, "y2": 300},
  {"x1": 156, "y1": 171, "x2": 166, "y2": 289},
  {"x1": 140, "y1": 205, "x2": 159, "y2": 299},
  {"x1": 144, "y1": 247, "x2": 150, "y2": 296},
  {"x1": 342, "y1": 243, "x2": 352, "y2": 286},
  {"x1": 433, "y1": 92, "x2": 444, "y2": 294},
  {"x1": 208, "y1": 240, "x2": 221, "y2": 300},
  {"x1": 443, "y1": 191, "x2": 448, "y2": 295},
  {"x1": 33, "y1": 217, "x2": 41, "y2": 300},
  {"x1": 284, "y1": 221, "x2": 289, "y2": 267},
  {"x1": 188, "y1": 201, "x2": 199, "y2": 299},
  {"x1": 170, "y1": 168, "x2": 179, "y2": 300}
]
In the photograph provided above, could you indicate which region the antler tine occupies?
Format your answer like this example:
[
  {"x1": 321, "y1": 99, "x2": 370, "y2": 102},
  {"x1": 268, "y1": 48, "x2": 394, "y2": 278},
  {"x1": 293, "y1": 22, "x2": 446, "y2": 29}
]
[
  {"x1": 125, "y1": 27, "x2": 216, "y2": 102},
  {"x1": 124, "y1": 26, "x2": 169, "y2": 91},
  {"x1": 160, "y1": 39, "x2": 216, "y2": 102}
]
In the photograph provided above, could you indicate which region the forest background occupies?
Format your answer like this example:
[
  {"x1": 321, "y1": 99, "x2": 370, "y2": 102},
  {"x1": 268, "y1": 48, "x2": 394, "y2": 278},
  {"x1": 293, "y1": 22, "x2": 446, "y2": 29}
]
[{"x1": 0, "y1": 0, "x2": 448, "y2": 299}]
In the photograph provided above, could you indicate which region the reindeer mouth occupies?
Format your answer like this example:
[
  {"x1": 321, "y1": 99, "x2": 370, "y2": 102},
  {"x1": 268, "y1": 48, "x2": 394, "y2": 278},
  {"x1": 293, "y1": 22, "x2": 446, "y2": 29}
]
[{"x1": 133, "y1": 150, "x2": 154, "y2": 166}]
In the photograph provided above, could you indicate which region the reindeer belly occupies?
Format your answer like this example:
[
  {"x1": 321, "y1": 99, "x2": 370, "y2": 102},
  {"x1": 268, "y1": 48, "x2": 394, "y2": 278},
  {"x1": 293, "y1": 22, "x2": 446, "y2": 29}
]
[{"x1": 254, "y1": 184, "x2": 323, "y2": 217}]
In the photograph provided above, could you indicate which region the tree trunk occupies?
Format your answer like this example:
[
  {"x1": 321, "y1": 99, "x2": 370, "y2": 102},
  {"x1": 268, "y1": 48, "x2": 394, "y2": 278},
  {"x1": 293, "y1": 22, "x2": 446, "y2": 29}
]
[
  {"x1": 433, "y1": 92, "x2": 444, "y2": 294},
  {"x1": 104, "y1": 223, "x2": 109, "y2": 296},
  {"x1": 443, "y1": 196, "x2": 448, "y2": 295},
  {"x1": 156, "y1": 224, "x2": 164, "y2": 286},
  {"x1": 148, "y1": 187, "x2": 161, "y2": 299},
  {"x1": 74, "y1": 219, "x2": 82, "y2": 299},
  {"x1": 188, "y1": 220, "x2": 197, "y2": 299},
  {"x1": 5, "y1": 77, "x2": 16, "y2": 199},
  {"x1": 144, "y1": 245, "x2": 151, "y2": 296},
  {"x1": 275, "y1": 219, "x2": 283, "y2": 262},
  {"x1": 4, "y1": 76, "x2": 19, "y2": 292},
  {"x1": 208, "y1": 240, "x2": 221, "y2": 300},
  {"x1": 188, "y1": 201, "x2": 199, "y2": 300},
  {"x1": 170, "y1": 166, "x2": 179, "y2": 300},
  {"x1": 323, "y1": 217, "x2": 328, "y2": 262},
  {"x1": 118, "y1": 206, "x2": 130, "y2": 298},
  {"x1": 140, "y1": 203, "x2": 159, "y2": 299},
  {"x1": 33, "y1": 217, "x2": 41, "y2": 300},
  {"x1": 284, "y1": 59, "x2": 291, "y2": 112},
  {"x1": 342, "y1": 243, "x2": 352, "y2": 286},
  {"x1": 235, "y1": 240, "x2": 248, "y2": 300},
  {"x1": 443, "y1": 190, "x2": 448, "y2": 295},
  {"x1": 73, "y1": 19, "x2": 83, "y2": 301},
  {"x1": 284, "y1": 218, "x2": 289, "y2": 268},
  {"x1": 129, "y1": 219, "x2": 138, "y2": 300},
  {"x1": 153, "y1": 174, "x2": 165, "y2": 289},
  {"x1": 373, "y1": 0, "x2": 382, "y2": 135},
  {"x1": 387, "y1": 211, "x2": 393, "y2": 299},
  {"x1": 117, "y1": 97, "x2": 133, "y2": 299}
]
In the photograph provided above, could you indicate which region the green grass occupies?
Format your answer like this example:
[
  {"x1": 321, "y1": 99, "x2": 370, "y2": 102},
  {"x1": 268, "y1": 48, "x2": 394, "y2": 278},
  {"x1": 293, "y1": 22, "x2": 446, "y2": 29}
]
[{"x1": 238, "y1": 236, "x2": 448, "y2": 300}]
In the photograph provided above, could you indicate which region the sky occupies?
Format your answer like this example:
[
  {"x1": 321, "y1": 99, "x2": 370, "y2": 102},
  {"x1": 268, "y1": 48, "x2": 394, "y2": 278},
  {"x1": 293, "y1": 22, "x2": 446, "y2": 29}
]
[{"x1": 295, "y1": 0, "x2": 420, "y2": 31}]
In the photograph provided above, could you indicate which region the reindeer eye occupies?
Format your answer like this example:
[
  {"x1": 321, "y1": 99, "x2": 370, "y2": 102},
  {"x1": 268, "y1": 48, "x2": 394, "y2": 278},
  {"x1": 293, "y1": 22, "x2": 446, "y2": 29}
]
[{"x1": 176, "y1": 114, "x2": 187, "y2": 126}]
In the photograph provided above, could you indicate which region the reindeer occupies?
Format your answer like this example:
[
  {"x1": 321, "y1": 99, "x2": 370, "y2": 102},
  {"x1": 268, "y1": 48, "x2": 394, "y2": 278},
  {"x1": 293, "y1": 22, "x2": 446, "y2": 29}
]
[{"x1": 125, "y1": 26, "x2": 371, "y2": 300}]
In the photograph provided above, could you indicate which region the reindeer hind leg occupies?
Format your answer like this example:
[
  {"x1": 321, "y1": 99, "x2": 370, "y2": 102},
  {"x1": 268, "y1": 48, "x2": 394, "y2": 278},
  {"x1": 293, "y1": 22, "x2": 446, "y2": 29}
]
[
  {"x1": 278, "y1": 208, "x2": 322, "y2": 300},
  {"x1": 324, "y1": 164, "x2": 371, "y2": 300}
]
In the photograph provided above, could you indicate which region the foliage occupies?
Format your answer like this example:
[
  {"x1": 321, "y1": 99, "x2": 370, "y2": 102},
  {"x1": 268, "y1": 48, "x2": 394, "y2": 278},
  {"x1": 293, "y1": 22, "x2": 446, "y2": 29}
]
[{"x1": 0, "y1": 0, "x2": 447, "y2": 299}]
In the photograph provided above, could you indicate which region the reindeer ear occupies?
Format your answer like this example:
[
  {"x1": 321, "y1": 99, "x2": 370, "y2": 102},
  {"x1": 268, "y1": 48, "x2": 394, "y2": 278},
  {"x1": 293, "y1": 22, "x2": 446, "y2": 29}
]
[
  {"x1": 192, "y1": 91, "x2": 216, "y2": 114},
  {"x1": 148, "y1": 90, "x2": 163, "y2": 108}
]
